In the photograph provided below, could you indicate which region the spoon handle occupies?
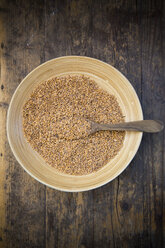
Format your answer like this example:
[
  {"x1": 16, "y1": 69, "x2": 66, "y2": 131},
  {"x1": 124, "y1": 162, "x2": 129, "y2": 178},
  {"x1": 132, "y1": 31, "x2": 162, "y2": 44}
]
[{"x1": 100, "y1": 120, "x2": 164, "y2": 133}]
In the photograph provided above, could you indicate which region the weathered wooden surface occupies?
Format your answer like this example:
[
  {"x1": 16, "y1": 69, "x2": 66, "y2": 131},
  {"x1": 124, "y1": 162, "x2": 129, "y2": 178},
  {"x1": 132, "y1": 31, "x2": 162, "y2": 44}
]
[{"x1": 0, "y1": 0, "x2": 164, "y2": 247}]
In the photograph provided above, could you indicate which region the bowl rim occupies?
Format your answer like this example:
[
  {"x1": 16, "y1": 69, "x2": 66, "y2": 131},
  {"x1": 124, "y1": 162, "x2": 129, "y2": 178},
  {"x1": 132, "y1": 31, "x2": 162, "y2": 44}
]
[{"x1": 7, "y1": 55, "x2": 143, "y2": 192}]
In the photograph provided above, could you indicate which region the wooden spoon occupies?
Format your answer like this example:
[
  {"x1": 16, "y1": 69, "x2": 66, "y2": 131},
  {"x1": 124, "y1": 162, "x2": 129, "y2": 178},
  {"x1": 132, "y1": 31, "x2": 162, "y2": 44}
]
[
  {"x1": 56, "y1": 118, "x2": 164, "y2": 140},
  {"x1": 90, "y1": 120, "x2": 164, "y2": 134}
]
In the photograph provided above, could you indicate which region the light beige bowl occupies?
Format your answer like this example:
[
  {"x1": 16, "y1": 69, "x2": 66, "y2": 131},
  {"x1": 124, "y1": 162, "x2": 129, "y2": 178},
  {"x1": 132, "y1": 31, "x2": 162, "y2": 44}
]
[{"x1": 7, "y1": 56, "x2": 143, "y2": 192}]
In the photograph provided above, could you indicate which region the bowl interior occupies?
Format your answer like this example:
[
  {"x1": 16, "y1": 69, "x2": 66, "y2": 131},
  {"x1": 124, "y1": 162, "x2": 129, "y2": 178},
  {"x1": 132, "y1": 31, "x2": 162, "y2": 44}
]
[{"x1": 7, "y1": 56, "x2": 143, "y2": 192}]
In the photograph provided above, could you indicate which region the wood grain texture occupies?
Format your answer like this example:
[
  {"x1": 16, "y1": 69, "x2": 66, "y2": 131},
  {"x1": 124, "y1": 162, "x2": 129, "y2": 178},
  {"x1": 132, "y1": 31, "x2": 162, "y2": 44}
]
[{"x1": 0, "y1": 0, "x2": 164, "y2": 248}]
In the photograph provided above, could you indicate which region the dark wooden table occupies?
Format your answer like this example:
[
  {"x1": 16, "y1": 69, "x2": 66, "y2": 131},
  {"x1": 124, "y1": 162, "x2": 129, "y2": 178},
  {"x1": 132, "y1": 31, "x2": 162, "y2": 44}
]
[{"x1": 0, "y1": 0, "x2": 164, "y2": 247}]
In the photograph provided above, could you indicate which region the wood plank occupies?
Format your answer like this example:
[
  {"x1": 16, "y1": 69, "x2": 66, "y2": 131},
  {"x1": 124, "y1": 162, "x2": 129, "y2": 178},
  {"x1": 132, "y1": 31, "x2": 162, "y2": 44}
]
[
  {"x1": 0, "y1": 0, "x2": 46, "y2": 247},
  {"x1": 91, "y1": 1, "x2": 144, "y2": 247},
  {"x1": 0, "y1": 2, "x2": 11, "y2": 247},
  {"x1": 44, "y1": 1, "x2": 94, "y2": 247},
  {"x1": 140, "y1": 0, "x2": 164, "y2": 247}
]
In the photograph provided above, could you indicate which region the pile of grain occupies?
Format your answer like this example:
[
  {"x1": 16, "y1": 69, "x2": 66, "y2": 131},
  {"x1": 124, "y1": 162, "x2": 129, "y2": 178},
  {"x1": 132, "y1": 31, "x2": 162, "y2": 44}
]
[
  {"x1": 23, "y1": 75, "x2": 125, "y2": 175},
  {"x1": 54, "y1": 117, "x2": 91, "y2": 140}
]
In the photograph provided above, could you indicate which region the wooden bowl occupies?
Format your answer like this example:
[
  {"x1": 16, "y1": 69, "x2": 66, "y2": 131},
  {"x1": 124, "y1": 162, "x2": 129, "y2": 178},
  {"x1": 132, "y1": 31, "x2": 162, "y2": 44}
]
[{"x1": 7, "y1": 56, "x2": 143, "y2": 192}]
